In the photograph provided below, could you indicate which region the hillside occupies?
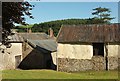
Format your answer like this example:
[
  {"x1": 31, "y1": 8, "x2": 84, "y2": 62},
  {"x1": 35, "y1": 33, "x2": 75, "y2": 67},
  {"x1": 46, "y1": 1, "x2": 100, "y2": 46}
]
[{"x1": 15, "y1": 18, "x2": 107, "y2": 36}]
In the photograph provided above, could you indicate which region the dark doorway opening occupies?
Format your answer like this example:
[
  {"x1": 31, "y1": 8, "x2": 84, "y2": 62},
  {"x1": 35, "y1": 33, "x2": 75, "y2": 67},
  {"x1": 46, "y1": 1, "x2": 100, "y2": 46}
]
[
  {"x1": 93, "y1": 43, "x2": 104, "y2": 56},
  {"x1": 46, "y1": 60, "x2": 52, "y2": 69}
]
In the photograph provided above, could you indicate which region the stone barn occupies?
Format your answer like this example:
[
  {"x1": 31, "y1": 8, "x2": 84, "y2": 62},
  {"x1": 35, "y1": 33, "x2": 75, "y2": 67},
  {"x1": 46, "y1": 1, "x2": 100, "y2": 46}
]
[
  {"x1": 57, "y1": 24, "x2": 120, "y2": 72},
  {"x1": 0, "y1": 33, "x2": 23, "y2": 70},
  {"x1": 18, "y1": 33, "x2": 57, "y2": 70}
]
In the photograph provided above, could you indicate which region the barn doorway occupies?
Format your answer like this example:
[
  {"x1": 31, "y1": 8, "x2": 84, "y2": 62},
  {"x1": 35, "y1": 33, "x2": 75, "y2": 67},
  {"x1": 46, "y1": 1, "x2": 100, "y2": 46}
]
[
  {"x1": 15, "y1": 55, "x2": 21, "y2": 68},
  {"x1": 46, "y1": 60, "x2": 52, "y2": 69},
  {"x1": 92, "y1": 43, "x2": 105, "y2": 70},
  {"x1": 93, "y1": 43, "x2": 104, "y2": 56}
]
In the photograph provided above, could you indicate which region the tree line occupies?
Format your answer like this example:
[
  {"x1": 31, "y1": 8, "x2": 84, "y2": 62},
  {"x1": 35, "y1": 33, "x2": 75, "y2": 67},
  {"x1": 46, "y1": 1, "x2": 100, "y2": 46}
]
[
  {"x1": 16, "y1": 7, "x2": 114, "y2": 36},
  {"x1": 16, "y1": 17, "x2": 111, "y2": 36}
]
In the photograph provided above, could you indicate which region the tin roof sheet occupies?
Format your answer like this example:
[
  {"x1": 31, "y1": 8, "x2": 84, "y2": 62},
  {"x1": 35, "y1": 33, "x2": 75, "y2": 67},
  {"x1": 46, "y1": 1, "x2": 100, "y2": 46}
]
[{"x1": 57, "y1": 24, "x2": 120, "y2": 43}]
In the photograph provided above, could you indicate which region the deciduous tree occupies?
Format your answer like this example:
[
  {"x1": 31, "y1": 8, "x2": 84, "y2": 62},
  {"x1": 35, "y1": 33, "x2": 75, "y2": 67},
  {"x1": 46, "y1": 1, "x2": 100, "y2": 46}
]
[{"x1": 2, "y1": 2, "x2": 34, "y2": 44}]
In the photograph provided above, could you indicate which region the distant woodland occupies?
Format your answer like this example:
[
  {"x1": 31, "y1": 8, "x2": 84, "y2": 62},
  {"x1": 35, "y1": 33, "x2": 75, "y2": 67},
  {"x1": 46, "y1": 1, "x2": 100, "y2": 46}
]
[
  {"x1": 15, "y1": 7, "x2": 114, "y2": 36},
  {"x1": 15, "y1": 18, "x2": 110, "y2": 36}
]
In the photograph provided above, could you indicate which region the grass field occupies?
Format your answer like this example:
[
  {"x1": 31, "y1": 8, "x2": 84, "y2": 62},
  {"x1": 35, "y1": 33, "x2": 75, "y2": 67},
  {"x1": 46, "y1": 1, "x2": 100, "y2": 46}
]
[{"x1": 2, "y1": 70, "x2": 118, "y2": 80}]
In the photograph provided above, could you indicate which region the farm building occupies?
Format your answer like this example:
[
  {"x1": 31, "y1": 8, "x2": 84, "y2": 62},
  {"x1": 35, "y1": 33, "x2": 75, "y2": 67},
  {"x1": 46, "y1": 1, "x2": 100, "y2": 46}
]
[
  {"x1": 0, "y1": 33, "x2": 23, "y2": 70},
  {"x1": 18, "y1": 32, "x2": 57, "y2": 70},
  {"x1": 57, "y1": 24, "x2": 120, "y2": 72}
]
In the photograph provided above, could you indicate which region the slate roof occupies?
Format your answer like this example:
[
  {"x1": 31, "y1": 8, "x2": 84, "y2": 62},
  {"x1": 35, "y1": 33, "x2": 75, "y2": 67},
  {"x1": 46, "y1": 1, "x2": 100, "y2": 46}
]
[
  {"x1": 28, "y1": 39, "x2": 57, "y2": 52},
  {"x1": 18, "y1": 33, "x2": 49, "y2": 40},
  {"x1": 8, "y1": 33, "x2": 24, "y2": 43},
  {"x1": 57, "y1": 24, "x2": 120, "y2": 43},
  {"x1": 19, "y1": 33, "x2": 57, "y2": 52}
]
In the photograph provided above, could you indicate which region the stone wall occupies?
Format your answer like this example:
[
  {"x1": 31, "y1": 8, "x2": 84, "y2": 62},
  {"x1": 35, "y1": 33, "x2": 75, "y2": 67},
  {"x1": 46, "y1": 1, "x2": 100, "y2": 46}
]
[
  {"x1": 92, "y1": 56, "x2": 106, "y2": 71},
  {"x1": 57, "y1": 43, "x2": 119, "y2": 72},
  {"x1": 108, "y1": 57, "x2": 118, "y2": 70},
  {"x1": 58, "y1": 56, "x2": 118, "y2": 72},
  {"x1": 107, "y1": 43, "x2": 119, "y2": 70},
  {"x1": 58, "y1": 58, "x2": 92, "y2": 72}
]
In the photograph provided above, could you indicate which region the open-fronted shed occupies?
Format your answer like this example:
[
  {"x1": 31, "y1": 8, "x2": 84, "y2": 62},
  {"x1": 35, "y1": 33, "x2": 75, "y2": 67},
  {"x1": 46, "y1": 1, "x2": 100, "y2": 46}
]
[{"x1": 18, "y1": 33, "x2": 57, "y2": 70}]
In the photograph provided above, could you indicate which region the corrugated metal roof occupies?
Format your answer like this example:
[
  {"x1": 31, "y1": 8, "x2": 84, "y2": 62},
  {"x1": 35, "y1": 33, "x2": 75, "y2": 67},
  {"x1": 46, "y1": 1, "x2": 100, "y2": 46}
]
[
  {"x1": 28, "y1": 39, "x2": 57, "y2": 52},
  {"x1": 18, "y1": 33, "x2": 50, "y2": 40},
  {"x1": 57, "y1": 24, "x2": 120, "y2": 43},
  {"x1": 8, "y1": 33, "x2": 24, "y2": 42}
]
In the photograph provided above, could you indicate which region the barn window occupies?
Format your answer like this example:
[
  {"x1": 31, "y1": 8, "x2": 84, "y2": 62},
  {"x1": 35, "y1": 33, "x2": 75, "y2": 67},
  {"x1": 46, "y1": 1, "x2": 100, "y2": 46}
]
[{"x1": 93, "y1": 43, "x2": 104, "y2": 56}]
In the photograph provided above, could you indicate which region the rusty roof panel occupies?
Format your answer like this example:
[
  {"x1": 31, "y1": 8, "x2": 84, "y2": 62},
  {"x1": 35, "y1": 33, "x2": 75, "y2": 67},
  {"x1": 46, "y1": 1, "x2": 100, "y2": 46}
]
[{"x1": 57, "y1": 24, "x2": 120, "y2": 43}]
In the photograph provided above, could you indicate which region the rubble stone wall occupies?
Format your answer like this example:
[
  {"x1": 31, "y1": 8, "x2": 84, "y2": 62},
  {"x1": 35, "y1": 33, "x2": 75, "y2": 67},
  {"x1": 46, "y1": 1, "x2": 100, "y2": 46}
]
[
  {"x1": 108, "y1": 57, "x2": 118, "y2": 70},
  {"x1": 58, "y1": 56, "x2": 118, "y2": 72}
]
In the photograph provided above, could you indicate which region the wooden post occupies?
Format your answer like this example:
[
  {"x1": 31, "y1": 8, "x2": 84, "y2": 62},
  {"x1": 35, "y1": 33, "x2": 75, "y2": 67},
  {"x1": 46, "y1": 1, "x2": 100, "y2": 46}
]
[{"x1": 105, "y1": 43, "x2": 109, "y2": 70}]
